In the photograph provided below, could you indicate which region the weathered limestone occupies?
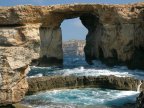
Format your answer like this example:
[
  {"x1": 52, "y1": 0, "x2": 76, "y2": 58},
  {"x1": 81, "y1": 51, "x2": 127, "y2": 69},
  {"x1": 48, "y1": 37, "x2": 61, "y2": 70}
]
[
  {"x1": 80, "y1": 11, "x2": 144, "y2": 68},
  {"x1": 0, "y1": 47, "x2": 29, "y2": 105},
  {"x1": 39, "y1": 27, "x2": 63, "y2": 66},
  {"x1": 0, "y1": 3, "x2": 144, "y2": 105},
  {"x1": 0, "y1": 3, "x2": 144, "y2": 68},
  {"x1": 27, "y1": 75, "x2": 143, "y2": 95},
  {"x1": 0, "y1": 25, "x2": 40, "y2": 105}
]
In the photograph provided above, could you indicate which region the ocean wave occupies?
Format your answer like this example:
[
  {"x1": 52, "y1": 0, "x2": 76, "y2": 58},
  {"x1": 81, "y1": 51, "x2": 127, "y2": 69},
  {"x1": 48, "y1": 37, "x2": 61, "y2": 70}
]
[
  {"x1": 28, "y1": 57, "x2": 144, "y2": 79},
  {"x1": 22, "y1": 88, "x2": 139, "y2": 108}
]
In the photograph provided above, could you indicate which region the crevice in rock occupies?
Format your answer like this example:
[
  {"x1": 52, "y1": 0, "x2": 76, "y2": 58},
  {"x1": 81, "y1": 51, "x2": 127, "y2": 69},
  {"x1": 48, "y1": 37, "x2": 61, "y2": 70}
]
[
  {"x1": 127, "y1": 46, "x2": 144, "y2": 69},
  {"x1": 98, "y1": 46, "x2": 104, "y2": 60},
  {"x1": 0, "y1": 24, "x2": 25, "y2": 27}
]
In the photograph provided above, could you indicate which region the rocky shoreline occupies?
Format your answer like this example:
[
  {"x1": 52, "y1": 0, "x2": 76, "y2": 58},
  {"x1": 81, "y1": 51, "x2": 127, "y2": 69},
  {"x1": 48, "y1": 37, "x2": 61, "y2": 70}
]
[
  {"x1": 26, "y1": 75, "x2": 144, "y2": 108},
  {"x1": 0, "y1": 75, "x2": 143, "y2": 108},
  {"x1": 27, "y1": 75, "x2": 144, "y2": 95}
]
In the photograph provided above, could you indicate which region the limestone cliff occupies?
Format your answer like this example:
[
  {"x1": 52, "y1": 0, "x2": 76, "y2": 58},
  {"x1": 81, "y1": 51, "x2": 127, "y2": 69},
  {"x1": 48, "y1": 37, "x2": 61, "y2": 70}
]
[
  {"x1": 0, "y1": 3, "x2": 144, "y2": 68},
  {"x1": 63, "y1": 40, "x2": 85, "y2": 56},
  {"x1": 0, "y1": 25, "x2": 40, "y2": 105},
  {"x1": 0, "y1": 2, "x2": 144, "y2": 105}
]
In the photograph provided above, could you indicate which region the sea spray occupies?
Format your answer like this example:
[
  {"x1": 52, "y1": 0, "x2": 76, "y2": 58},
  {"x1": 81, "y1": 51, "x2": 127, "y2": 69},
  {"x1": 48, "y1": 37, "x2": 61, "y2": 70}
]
[
  {"x1": 28, "y1": 57, "x2": 144, "y2": 79},
  {"x1": 137, "y1": 80, "x2": 142, "y2": 92}
]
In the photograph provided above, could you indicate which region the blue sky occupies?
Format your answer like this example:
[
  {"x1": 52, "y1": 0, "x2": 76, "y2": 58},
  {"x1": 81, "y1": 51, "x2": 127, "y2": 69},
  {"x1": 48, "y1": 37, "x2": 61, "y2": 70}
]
[
  {"x1": 0, "y1": 0, "x2": 143, "y2": 6},
  {"x1": 0, "y1": 0, "x2": 143, "y2": 41}
]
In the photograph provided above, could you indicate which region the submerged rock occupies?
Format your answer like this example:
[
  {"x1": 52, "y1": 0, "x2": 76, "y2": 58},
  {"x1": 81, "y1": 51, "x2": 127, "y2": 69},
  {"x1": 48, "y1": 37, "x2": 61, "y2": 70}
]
[{"x1": 27, "y1": 75, "x2": 143, "y2": 95}]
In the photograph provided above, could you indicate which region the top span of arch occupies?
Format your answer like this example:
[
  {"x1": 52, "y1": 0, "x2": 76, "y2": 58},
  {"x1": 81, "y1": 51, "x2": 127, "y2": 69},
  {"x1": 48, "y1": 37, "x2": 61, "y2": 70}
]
[{"x1": 0, "y1": 3, "x2": 144, "y2": 27}]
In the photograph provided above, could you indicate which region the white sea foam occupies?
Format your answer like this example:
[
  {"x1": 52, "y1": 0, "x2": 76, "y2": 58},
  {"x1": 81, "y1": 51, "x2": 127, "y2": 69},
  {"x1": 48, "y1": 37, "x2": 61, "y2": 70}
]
[
  {"x1": 22, "y1": 88, "x2": 139, "y2": 108},
  {"x1": 137, "y1": 80, "x2": 142, "y2": 92},
  {"x1": 29, "y1": 65, "x2": 144, "y2": 79},
  {"x1": 29, "y1": 73, "x2": 43, "y2": 78},
  {"x1": 29, "y1": 57, "x2": 144, "y2": 80}
]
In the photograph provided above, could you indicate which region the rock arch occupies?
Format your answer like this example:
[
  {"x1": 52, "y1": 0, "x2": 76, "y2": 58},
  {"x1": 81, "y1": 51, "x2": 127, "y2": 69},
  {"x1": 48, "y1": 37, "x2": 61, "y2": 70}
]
[
  {"x1": 39, "y1": 11, "x2": 100, "y2": 66},
  {"x1": 0, "y1": 3, "x2": 144, "y2": 105}
]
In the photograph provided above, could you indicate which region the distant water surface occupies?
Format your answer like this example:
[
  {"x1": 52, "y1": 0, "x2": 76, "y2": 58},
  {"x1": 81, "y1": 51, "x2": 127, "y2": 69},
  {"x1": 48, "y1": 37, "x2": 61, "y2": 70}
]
[{"x1": 28, "y1": 56, "x2": 144, "y2": 80}]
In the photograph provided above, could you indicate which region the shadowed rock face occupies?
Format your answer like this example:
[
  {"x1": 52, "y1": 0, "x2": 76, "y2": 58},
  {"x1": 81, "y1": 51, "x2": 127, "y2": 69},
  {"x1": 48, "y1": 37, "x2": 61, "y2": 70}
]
[
  {"x1": 136, "y1": 91, "x2": 144, "y2": 108},
  {"x1": 0, "y1": 3, "x2": 144, "y2": 105}
]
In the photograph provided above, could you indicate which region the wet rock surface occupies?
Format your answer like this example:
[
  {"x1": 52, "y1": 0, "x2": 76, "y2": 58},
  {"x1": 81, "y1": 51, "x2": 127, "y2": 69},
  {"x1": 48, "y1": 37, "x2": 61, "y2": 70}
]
[
  {"x1": 136, "y1": 91, "x2": 144, "y2": 108},
  {"x1": 27, "y1": 75, "x2": 143, "y2": 95}
]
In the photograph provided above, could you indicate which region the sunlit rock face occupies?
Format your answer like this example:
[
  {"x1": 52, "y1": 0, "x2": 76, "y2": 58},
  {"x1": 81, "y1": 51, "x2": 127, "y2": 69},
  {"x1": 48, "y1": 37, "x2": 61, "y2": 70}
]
[
  {"x1": 0, "y1": 25, "x2": 40, "y2": 105},
  {"x1": 0, "y1": 3, "x2": 144, "y2": 105},
  {"x1": 0, "y1": 3, "x2": 144, "y2": 68}
]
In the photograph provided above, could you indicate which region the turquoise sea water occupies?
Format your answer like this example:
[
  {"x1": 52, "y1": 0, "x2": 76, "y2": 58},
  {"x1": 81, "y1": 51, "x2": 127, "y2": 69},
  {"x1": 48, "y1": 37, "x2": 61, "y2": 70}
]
[{"x1": 22, "y1": 88, "x2": 139, "y2": 108}]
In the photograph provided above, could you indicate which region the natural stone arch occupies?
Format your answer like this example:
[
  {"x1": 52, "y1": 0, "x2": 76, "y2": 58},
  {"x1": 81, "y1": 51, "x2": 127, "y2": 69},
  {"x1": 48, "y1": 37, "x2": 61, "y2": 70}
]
[{"x1": 38, "y1": 12, "x2": 100, "y2": 66}]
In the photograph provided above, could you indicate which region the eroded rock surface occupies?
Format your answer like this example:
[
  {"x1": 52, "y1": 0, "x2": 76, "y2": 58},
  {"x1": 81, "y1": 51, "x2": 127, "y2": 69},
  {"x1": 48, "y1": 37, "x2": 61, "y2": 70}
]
[
  {"x1": 0, "y1": 25, "x2": 40, "y2": 105},
  {"x1": 27, "y1": 75, "x2": 143, "y2": 95},
  {"x1": 0, "y1": 3, "x2": 144, "y2": 68}
]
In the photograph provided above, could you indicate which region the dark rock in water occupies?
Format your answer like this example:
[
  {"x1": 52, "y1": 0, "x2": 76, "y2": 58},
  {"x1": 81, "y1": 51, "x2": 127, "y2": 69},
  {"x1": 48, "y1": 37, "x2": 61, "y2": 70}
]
[
  {"x1": 0, "y1": 104, "x2": 14, "y2": 108},
  {"x1": 0, "y1": 104, "x2": 29, "y2": 108},
  {"x1": 111, "y1": 103, "x2": 135, "y2": 108},
  {"x1": 136, "y1": 91, "x2": 144, "y2": 108},
  {"x1": 38, "y1": 56, "x2": 63, "y2": 67},
  {"x1": 27, "y1": 75, "x2": 143, "y2": 95}
]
